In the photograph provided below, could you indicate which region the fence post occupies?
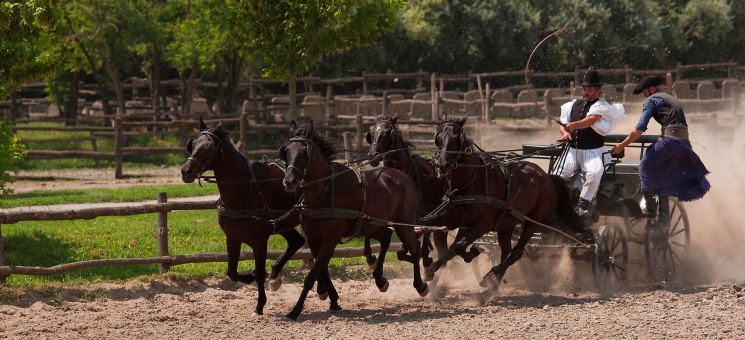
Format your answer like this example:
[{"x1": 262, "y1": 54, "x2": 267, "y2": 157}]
[
  {"x1": 342, "y1": 132, "x2": 353, "y2": 162},
  {"x1": 157, "y1": 192, "x2": 170, "y2": 274},
  {"x1": 0, "y1": 223, "x2": 6, "y2": 283},
  {"x1": 114, "y1": 116, "x2": 123, "y2": 179},
  {"x1": 239, "y1": 112, "x2": 247, "y2": 152},
  {"x1": 484, "y1": 82, "x2": 491, "y2": 125},
  {"x1": 355, "y1": 112, "x2": 363, "y2": 158},
  {"x1": 430, "y1": 73, "x2": 437, "y2": 120}
]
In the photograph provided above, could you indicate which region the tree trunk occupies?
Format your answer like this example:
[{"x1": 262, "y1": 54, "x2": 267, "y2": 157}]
[
  {"x1": 66, "y1": 71, "x2": 79, "y2": 126},
  {"x1": 289, "y1": 74, "x2": 298, "y2": 121}
]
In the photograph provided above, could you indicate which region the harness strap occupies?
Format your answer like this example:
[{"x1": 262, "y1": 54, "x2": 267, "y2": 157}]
[
  {"x1": 246, "y1": 160, "x2": 271, "y2": 211},
  {"x1": 216, "y1": 198, "x2": 289, "y2": 224},
  {"x1": 296, "y1": 207, "x2": 390, "y2": 227}
]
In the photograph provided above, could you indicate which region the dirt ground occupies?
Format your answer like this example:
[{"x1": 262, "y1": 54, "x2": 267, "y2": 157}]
[{"x1": 3, "y1": 115, "x2": 745, "y2": 338}]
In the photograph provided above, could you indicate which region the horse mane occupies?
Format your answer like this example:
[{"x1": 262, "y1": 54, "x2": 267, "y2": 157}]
[
  {"x1": 207, "y1": 124, "x2": 231, "y2": 142},
  {"x1": 290, "y1": 123, "x2": 341, "y2": 162}
]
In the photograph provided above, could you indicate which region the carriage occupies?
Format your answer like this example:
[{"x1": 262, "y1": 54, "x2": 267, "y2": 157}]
[{"x1": 472, "y1": 134, "x2": 691, "y2": 292}]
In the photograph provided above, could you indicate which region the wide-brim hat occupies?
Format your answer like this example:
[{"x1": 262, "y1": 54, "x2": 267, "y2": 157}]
[
  {"x1": 581, "y1": 69, "x2": 604, "y2": 87},
  {"x1": 633, "y1": 76, "x2": 665, "y2": 94}
]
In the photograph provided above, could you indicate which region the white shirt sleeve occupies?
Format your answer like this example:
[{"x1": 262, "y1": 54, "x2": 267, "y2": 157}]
[
  {"x1": 560, "y1": 100, "x2": 576, "y2": 124},
  {"x1": 589, "y1": 101, "x2": 625, "y2": 136}
]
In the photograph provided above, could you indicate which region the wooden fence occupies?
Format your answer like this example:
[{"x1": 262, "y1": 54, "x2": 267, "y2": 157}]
[{"x1": 0, "y1": 192, "x2": 402, "y2": 283}]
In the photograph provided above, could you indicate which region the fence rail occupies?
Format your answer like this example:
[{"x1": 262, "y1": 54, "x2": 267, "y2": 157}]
[{"x1": 0, "y1": 193, "x2": 401, "y2": 282}]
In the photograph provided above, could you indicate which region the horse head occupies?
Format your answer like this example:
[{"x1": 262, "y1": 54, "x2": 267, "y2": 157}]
[
  {"x1": 366, "y1": 113, "x2": 400, "y2": 167},
  {"x1": 280, "y1": 119, "x2": 315, "y2": 193},
  {"x1": 181, "y1": 116, "x2": 227, "y2": 183},
  {"x1": 434, "y1": 114, "x2": 469, "y2": 179},
  {"x1": 281, "y1": 119, "x2": 341, "y2": 193}
]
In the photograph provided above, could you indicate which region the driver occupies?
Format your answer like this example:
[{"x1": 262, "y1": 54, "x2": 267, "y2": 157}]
[{"x1": 555, "y1": 69, "x2": 625, "y2": 219}]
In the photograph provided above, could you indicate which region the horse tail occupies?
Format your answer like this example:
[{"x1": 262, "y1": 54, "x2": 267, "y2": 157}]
[{"x1": 548, "y1": 174, "x2": 589, "y2": 232}]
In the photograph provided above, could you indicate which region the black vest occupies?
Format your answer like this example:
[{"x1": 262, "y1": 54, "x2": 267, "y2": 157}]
[
  {"x1": 569, "y1": 99, "x2": 605, "y2": 149},
  {"x1": 648, "y1": 91, "x2": 688, "y2": 128}
]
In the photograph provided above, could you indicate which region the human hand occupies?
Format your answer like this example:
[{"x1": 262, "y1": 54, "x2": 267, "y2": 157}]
[{"x1": 610, "y1": 145, "x2": 623, "y2": 155}]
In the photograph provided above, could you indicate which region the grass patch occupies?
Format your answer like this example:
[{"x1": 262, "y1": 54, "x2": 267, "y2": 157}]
[
  {"x1": 0, "y1": 187, "x2": 399, "y2": 290},
  {"x1": 1, "y1": 183, "x2": 219, "y2": 208}
]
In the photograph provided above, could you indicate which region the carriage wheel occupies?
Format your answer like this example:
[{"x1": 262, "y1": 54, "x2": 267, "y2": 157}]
[
  {"x1": 644, "y1": 198, "x2": 690, "y2": 282},
  {"x1": 592, "y1": 222, "x2": 628, "y2": 293}
]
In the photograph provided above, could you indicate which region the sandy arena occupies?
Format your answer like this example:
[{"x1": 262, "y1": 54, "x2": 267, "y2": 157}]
[{"x1": 2, "y1": 111, "x2": 745, "y2": 339}]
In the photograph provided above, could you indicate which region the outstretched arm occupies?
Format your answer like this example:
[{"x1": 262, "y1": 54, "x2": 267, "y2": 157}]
[{"x1": 610, "y1": 128, "x2": 644, "y2": 155}]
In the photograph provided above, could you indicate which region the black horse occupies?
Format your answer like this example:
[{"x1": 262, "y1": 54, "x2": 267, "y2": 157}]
[
  {"x1": 365, "y1": 113, "x2": 455, "y2": 277},
  {"x1": 181, "y1": 118, "x2": 306, "y2": 315},
  {"x1": 280, "y1": 119, "x2": 428, "y2": 321},
  {"x1": 430, "y1": 115, "x2": 587, "y2": 288}
]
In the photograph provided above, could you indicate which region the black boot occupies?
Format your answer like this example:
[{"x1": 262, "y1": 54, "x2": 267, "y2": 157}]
[
  {"x1": 575, "y1": 198, "x2": 591, "y2": 219},
  {"x1": 647, "y1": 196, "x2": 671, "y2": 229},
  {"x1": 642, "y1": 191, "x2": 657, "y2": 219}
]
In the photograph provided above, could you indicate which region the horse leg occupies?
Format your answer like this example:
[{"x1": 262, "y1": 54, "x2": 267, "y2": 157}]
[
  {"x1": 224, "y1": 236, "x2": 255, "y2": 284},
  {"x1": 252, "y1": 244, "x2": 268, "y2": 316},
  {"x1": 481, "y1": 224, "x2": 535, "y2": 289},
  {"x1": 269, "y1": 228, "x2": 305, "y2": 291},
  {"x1": 371, "y1": 228, "x2": 391, "y2": 292},
  {"x1": 396, "y1": 228, "x2": 428, "y2": 297},
  {"x1": 426, "y1": 227, "x2": 481, "y2": 279},
  {"x1": 421, "y1": 232, "x2": 434, "y2": 268},
  {"x1": 284, "y1": 242, "x2": 338, "y2": 321},
  {"x1": 321, "y1": 265, "x2": 341, "y2": 311},
  {"x1": 363, "y1": 236, "x2": 378, "y2": 271}
]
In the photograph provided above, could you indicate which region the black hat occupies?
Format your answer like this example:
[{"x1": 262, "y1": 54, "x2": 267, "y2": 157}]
[
  {"x1": 633, "y1": 76, "x2": 665, "y2": 94},
  {"x1": 581, "y1": 69, "x2": 604, "y2": 87}
]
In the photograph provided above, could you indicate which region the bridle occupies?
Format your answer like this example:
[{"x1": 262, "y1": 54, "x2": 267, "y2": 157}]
[
  {"x1": 280, "y1": 137, "x2": 317, "y2": 187},
  {"x1": 435, "y1": 122, "x2": 473, "y2": 170},
  {"x1": 368, "y1": 119, "x2": 401, "y2": 163},
  {"x1": 186, "y1": 130, "x2": 225, "y2": 178}
]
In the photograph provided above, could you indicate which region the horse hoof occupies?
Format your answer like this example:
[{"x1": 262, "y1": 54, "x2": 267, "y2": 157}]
[
  {"x1": 378, "y1": 280, "x2": 389, "y2": 293},
  {"x1": 329, "y1": 305, "x2": 343, "y2": 312},
  {"x1": 269, "y1": 277, "x2": 282, "y2": 292},
  {"x1": 417, "y1": 283, "x2": 430, "y2": 297},
  {"x1": 318, "y1": 291, "x2": 329, "y2": 301},
  {"x1": 251, "y1": 311, "x2": 262, "y2": 317},
  {"x1": 479, "y1": 273, "x2": 501, "y2": 290}
]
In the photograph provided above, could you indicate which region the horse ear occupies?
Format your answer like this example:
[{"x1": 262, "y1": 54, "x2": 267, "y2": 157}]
[
  {"x1": 365, "y1": 131, "x2": 372, "y2": 145},
  {"x1": 392, "y1": 112, "x2": 399, "y2": 124},
  {"x1": 307, "y1": 120, "x2": 314, "y2": 136},
  {"x1": 443, "y1": 112, "x2": 448, "y2": 121},
  {"x1": 199, "y1": 116, "x2": 207, "y2": 131},
  {"x1": 458, "y1": 115, "x2": 468, "y2": 127},
  {"x1": 289, "y1": 120, "x2": 297, "y2": 133}
]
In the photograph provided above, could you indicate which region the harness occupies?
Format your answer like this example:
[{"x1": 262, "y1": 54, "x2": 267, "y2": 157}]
[
  {"x1": 284, "y1": 137, "x2": 390, "y2": 241},
  {"x1": 428, "y1": 123, "x2": 528, "y2": 228},
  {"x1": 189, "y1": 129, "x2": 295, "y2": 228}
]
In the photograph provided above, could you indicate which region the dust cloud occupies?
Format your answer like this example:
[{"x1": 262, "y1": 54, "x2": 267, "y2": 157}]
[{"x1": 452, "y1": 105, "x2": 745, "y2": 292}]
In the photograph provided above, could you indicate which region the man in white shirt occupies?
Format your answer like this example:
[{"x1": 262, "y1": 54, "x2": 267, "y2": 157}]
[{"x1": 555, "y1": 69, "x2": 625, "y2": 219}]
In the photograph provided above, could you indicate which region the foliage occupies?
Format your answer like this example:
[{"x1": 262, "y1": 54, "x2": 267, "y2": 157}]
[
  {"x1": 0, "y1": 0, "x2": 59, "y2": 99},
  {"x1": 235, "y1": 0, "x2": 405, "y2": 118},
  {"x1": 0, "y1": 120, "x2": 25, "y2": 194}
]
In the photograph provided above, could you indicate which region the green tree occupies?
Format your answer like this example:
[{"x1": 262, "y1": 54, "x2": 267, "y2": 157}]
[
  {"x1": 236, "y1": 0, "x2": 405, "y2": 119},
  {"x1": 0, "y1": 120, "x2": 24, "y2": 195},
  {"x1": 0, "y1": 0, "x2": 59, "y2": 100},
  {"x1": 57, "y1": 0, "x2": 146, "y2": 118},
  {"x1": 164, "y1": 0, "x2": 234, "y2": 119}
]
